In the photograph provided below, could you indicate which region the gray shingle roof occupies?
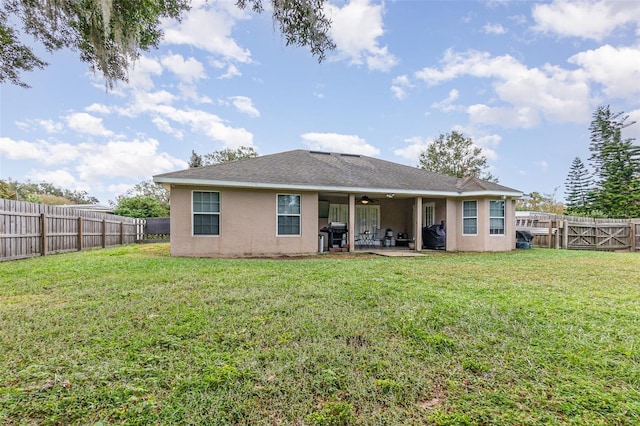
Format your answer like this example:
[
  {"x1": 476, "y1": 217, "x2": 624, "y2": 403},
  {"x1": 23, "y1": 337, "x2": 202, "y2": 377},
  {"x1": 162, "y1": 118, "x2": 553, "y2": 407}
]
[{"x1": 154, "y1": 150, "x2": 521, "y2": 196}]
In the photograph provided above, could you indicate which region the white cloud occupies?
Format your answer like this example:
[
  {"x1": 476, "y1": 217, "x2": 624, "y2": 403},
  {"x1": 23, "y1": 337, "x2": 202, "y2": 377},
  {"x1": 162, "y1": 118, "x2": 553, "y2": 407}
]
[
  {"x1": 415, "y1": 49, "x2": 592, "y2": 127},
  {"x1": 568, "y1": 45, "x2": 640, "y2": 101},
  {"x1": 127, "y1": 56, "x2": 163, "y2": 91},
  {"x1": 415, "y1": 49, "x2": 526, "y2": 87},
  {"x1": 391, "y1": 75, "x2": 412, "y2": 100},
  {"x1": 1, "y1": 136, "x2": 186, "y2": 185},
  {"x1": 393, "y1": 136, "x2": 431, "y2": 163},
  {"x1": 75, "y1": 138, "x2": 187, "y2": 182},
  {"x1": 152, "y1": 106, "x2": 254, "y2": 148},
  {"x1": 85, "y1": 103, "x2": 111, "y2": 114},
  {"x1": 26, "y1": 169, "x2": 83, "y2": 190},
  {"x1": 66, "y1": 112, "x2": 114, "y2": 137},
  {"x1": 152, "y1": 117, "x2": 184, "y2": 139},
  {"x1": 162, "y1": 3, "x2": 251, "y2": 63},
  {"x1": 509, "y1": 14, "x2": 527, "y2": 26},
  {"x1": 175, "y1": 83, "x2": 212, "y2": 103},
  {"x1": 229, "y1": 96, "x2": 260, "y2": 118},
  {"x1": 473, "y1": 133, "x2": 502, "y2": 161},
  {"x1": 301, "y1": 132, "x2": 380, "y2": 156},
  {"x1": 0, "y1": 137, "x2": 80, "y2": 165},
  {"x1": 483, "y1": 23, "x2": 507, "y2": 34},
  {"x1": 219, "y1": 64, "x2": 241, "y2": 79},
  {"x1": 161, "y1": 53, "x2": 206, "y2": 83},
  {"x1": 431, "y1": 89, "x2": 461, "y2": 112},
  {"x1": 467, "y1": 104, "x2": 541, "y2": 128},
  {"x1": 326, "y1": 0, "x2": 398, "y2": 72},
  {"x1": 36, "y1": 119, "x2": 63, "y2": 133},
  {"x1": 111, "y1": 82, "x2": 252, "y2": 148},
  {"x1": 532, "y1": 0, "x2": 640, "y2": 41}
]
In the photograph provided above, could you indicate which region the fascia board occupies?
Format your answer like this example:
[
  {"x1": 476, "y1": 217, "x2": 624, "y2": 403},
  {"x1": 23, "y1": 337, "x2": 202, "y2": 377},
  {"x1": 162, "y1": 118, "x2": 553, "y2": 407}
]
[{"x1": 154, "y1": 177, "x2": 522, "y2": 198}]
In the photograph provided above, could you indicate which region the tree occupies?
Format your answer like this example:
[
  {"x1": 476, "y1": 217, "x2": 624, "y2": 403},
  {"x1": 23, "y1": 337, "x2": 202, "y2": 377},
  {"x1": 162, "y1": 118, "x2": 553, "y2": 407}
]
[
  {"x1": 188, "y1": 150, "x2": 203, "y2": 168},
  {"x1": 126, "y1": 179, "x2": 170, "y2": 204},
  {"x1": 237, "y1": 0, "x2": 335, "y2": 61},
  {"x1": 564, "y1": 157, "x2": 592, "y2": 216},
  {"x1": 0, "y1": 10, "x2": 47, "y2": 87},
  {"x1": 418, "y1": 131, "x2": 497, "y2": 182},
  {"x1": 0, "y1": 178, "x2": 99, "y2": 204},
  {"x1": 203, "y1": 146, "x2": 258, "y2": 165},
  {"x1": 0, "y1": 180, "x2": 16, "y2": 199},
  {"x1": 2, "y1": 0, "x2": 335, "y2": 88},
  {"x1": 516, "y1": 191, "x2": 565, "y2": 215},
  {"x1": 110, "y1": 179, "x2": 169, "y2": 213},
  {"x1": 189, "y1": 146, "x2": 259, "y2": 167},
  {"x1": 588, "y1": 106, "x2": 640, "y2": 218},
  {"x1": 113, "y1": 195, "x2": 169, "y2": 218}
]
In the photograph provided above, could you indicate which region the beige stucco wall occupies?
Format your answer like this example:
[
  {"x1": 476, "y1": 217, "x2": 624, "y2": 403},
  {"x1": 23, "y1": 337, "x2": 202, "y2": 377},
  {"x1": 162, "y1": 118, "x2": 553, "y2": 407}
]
[
  {"x1": 169, "y1": 186, "x2": 319, "y2": 257},
  {"x1": 167, "y1": 186, "x2": 517, "y2": 257},
  {"x1": 451, "y1": 197, "x2": 516, "y2": 252}
]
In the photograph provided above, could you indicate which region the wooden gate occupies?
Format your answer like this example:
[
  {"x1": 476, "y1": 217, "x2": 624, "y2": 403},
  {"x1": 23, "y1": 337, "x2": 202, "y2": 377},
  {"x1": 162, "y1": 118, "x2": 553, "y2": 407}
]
[{"x1": 566, "y1": 222, "x2": 630, "y2": 250}]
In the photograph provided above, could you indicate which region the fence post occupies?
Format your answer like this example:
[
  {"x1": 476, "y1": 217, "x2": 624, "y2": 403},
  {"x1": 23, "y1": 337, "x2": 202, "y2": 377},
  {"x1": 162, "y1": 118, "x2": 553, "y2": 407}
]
[
  {"x1": 548, "y1": 220, "x2": 553, "y2": 249},
  {"x1": 563, "y1": 220, "x2": 569, "y2": 249},
  {"x1": 120, "y1": 222, "x2": 124, "y2": 245},
  {"x1": 77, "y1": 216, "x2": 83, "y2": 251},
  {"x1": 630, "y1": 222, "x2": 636, "y2": 252},
  {"x1": 102, "y1": 219, "x2": 107, "y2": 248},
  {"x1": 40, "y1": 213, "x2": 47, "y2": 256}
]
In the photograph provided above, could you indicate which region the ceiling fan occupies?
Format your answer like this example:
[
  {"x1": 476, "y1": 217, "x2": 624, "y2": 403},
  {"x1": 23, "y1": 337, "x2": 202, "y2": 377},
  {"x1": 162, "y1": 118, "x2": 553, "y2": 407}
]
[{"x1": 358, "y1": 195, "x2": 378, "y2": 204}]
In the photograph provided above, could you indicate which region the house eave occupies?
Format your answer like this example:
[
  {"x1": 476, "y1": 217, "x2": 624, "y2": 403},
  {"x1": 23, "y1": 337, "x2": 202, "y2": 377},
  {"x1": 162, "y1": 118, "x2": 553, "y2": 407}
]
[{"x1": 154, "y1": 177, "x2": 523, "y2": 198}]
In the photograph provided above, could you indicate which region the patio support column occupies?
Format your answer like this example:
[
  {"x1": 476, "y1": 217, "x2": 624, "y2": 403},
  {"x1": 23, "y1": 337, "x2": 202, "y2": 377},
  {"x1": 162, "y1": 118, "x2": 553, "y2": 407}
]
[
  {"x1": 348, "y1": 194, "x2": 356, "y2": 252},
  {"x1": 415, "y1": 197, "x2": 422, "y2": 250}
]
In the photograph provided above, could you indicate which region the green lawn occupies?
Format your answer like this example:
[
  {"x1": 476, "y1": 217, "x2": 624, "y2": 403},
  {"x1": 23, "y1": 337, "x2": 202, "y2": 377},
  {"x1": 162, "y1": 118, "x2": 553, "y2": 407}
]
[{"x1": 1, "y1": 245, "x2": 639, "y2": 425}]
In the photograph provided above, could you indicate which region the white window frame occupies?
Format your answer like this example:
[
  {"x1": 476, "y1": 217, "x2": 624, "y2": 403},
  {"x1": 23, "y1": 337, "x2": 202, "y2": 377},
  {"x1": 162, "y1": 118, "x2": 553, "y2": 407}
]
[
  {"x1": 192, "y1": 190, "x2": 220, "y2": 236},
  {"x1": 462, "y1": 200, "x2": 478, "y2": 235},
  {"x1": 277, "y1": 194, "x2": 301, "y2": 236},
  {"x1": 489, "y1": 200, "x2": 506, "y2": 236},
  {"x1": 423, "y1": 202, "x2": 436, "y2": 227},
  {"x1": 328, "y1": 203, "x2": 348, "y2": 223},
  {"x1": 355, "y1": 204, "x2": 381, "y2": 234}
]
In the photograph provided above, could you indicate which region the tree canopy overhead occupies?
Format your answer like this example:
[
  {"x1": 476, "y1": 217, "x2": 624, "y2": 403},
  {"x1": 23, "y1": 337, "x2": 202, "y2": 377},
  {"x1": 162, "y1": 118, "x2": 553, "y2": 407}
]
[{"x1": 1, "y1": 0, "x2": 335, "y2": 88}]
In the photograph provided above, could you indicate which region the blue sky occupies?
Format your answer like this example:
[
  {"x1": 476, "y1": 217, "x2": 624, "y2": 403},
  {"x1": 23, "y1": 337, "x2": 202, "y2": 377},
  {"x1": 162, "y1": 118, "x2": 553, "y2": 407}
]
[{"x1": 1, "y1": 0, "x2": 639, "y2": 205}]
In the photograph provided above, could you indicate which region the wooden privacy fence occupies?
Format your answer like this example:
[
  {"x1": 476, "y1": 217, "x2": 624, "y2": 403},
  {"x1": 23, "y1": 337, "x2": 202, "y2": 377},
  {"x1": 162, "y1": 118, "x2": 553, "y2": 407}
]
[
  {"x1": 0, "y1": 199, "x2": 144, "y2": 261},
  {"x1": 516, "y1": 214, "x2": 640, "y2": 251}
]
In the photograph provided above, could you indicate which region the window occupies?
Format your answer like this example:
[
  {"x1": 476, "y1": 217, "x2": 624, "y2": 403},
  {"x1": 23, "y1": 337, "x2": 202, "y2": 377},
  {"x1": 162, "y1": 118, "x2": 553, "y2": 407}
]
[
  {"x1": 489, "y1": 200, "x2": 505, "y2": 235},
  {"x1": 277, "y1": 194, "x2": 301, "y2": 235},
  {"x1": 462, "y1": 200, "x2": 477, "y2": 235},
  {"x1": 355, "y1": 205, "x2": 380, "y2": 234},
  {"x1": 193, "y1": 191, "x2": 220, "y2": 235},
  {"x1": 423, "y1": 202, "x2": 435, "y2": 227},
  {"x1": 329, "y1": 204, "x2": 348, "y2": 223}
]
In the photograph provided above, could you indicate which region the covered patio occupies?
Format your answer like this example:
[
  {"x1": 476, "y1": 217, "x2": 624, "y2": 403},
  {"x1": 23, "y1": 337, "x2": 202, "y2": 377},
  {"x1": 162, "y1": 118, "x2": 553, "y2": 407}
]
[{"x1": 317, "y1": 192, "x2": 449, "y2": 252}]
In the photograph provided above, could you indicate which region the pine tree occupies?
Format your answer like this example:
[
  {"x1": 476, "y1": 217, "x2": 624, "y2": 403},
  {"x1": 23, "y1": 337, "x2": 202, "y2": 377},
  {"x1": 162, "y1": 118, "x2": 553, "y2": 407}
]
[
  {"x1": 188, "y1": 150, "x2": 203, "y2": 168},
  {"x1": 588, "y1": 106, "x2": 640, "y2": 218},
  {"x1": 564, "y1": 157, "x2": 592, "y2": 216}
]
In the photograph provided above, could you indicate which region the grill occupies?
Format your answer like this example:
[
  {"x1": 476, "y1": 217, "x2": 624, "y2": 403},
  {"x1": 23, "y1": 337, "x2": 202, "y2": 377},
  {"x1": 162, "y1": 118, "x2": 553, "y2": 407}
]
[{"x1": 320, "y1": 222, "x2": 348, "y2": 248}]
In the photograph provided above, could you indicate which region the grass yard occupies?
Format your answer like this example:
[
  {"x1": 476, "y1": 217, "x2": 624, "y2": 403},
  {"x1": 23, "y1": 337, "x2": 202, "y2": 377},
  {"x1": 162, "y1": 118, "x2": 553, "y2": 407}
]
[{"x1": 1, "y1": 244, "x2": 639, "y2": 425}]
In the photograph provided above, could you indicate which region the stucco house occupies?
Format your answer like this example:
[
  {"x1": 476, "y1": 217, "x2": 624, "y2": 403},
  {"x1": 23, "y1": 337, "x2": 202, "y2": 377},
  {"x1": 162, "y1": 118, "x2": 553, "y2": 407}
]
[{"x1": 153, "y1": 149, "x2": 523, "y2": 257}]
